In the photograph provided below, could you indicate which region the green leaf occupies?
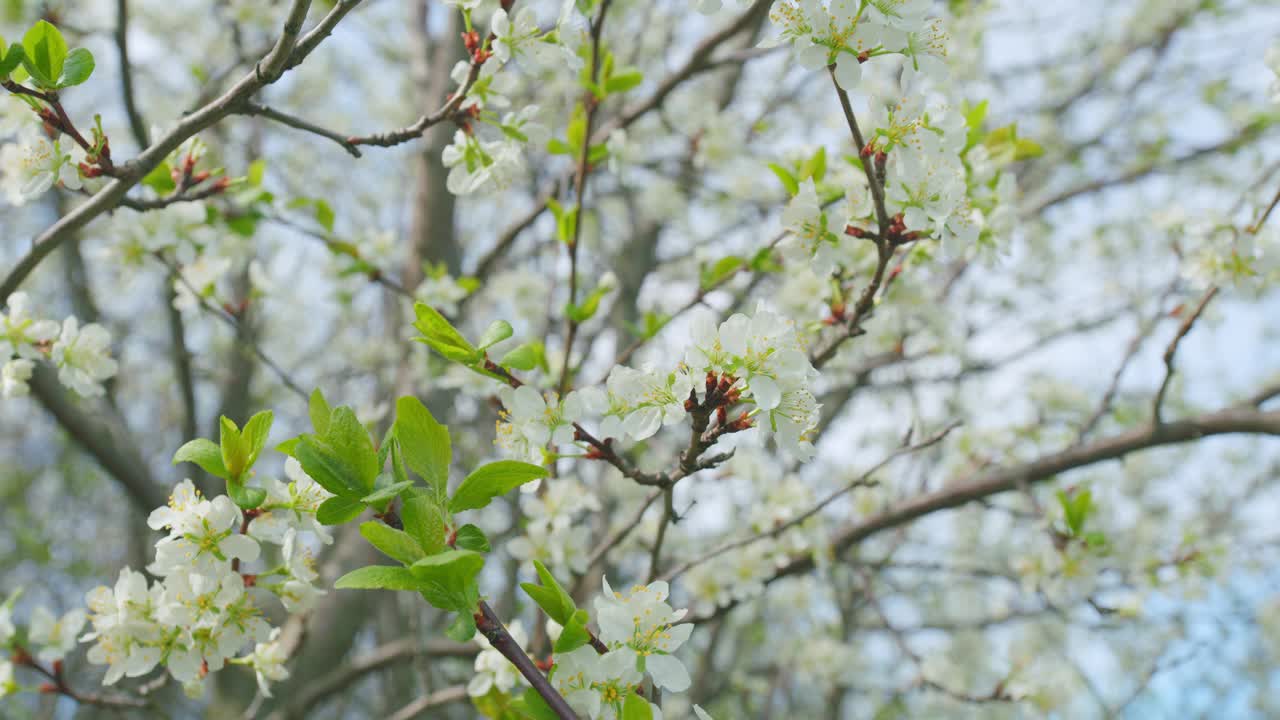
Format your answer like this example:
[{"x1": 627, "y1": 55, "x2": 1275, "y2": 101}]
[
  {"x1": 361, "y1": 479, "x2": 415, "y2": 505},
  {"x1": 323, "y1": 406, "x2": 380, "y2": 492},
  {"x1": 521, "y1": 688, "x2": 560, "y2": 720},
  {"x1": 499, "y1": 342, "x2": 543, "y2": 372},
  {"x1": 552, "y1": 608, "x2": 591, "y2": 653},
  {"x1": 314, "y1": 199, "x2": 335, "y2": 233},
  {"x1": 309, "y1": 388, "x2": 331, "y2": 435},
  {"x1": 22, "y1": 20, "x2": 66, "y2": 88},
  {"x1": 275, "y1": 437, "x2": 300, "y2": 457},
  {"x1": 445, "y1": 611, "x2": 478, "y2": 643},
  {"x1": 547, "y1": 137, "x2": 574, "y2": 155},
  {"x1": 295, "y1": 436, "x2": 365, "y2": 497},
  {"x1": 410, "y1": 549, "x2": 485, "y2": 612},
  {"x1": 394, "y1": 396, "x2": 451, "y2": 497},
  {"x1": 0, "y1": 43, "x2": 24, "y2": 79},
  {"x1": 172, "y1": 438, "x2": 229, "y2": 478},
  {"x1": 57, "y1": 47, "x2": 93, "y2": 87},
  {"x1": 700, "y1": 255, "x2": 743, "y2": 290},
  {"x1": 518, "y1": 560, "x2": 576, "y2": 625},
  {"x1": 454, "y1": 524, "x2": 490, "y2": 553},
  {"x1": 477, "y1": 320, "x2": 513, "y2": 350},
  {"x1": 220, "y1": 416, "x2": 248, "y2": 480},
  {"x1": 449, "y1": 460, "x2": 548, "y2": 513},
  {"x1": 621, "y1": 691, "x2": 654, "y2": 720},
  {"x1": 402, "y1": 495, "x2": 448, "y2": 556},
  {"x1": 799, "y1": 146, "x2": 827, "y2": 183},
  {"x1": 603, "y1": 68, "x2": 643, "y2": 94},
  {"x1": 242, "y1": 410, "x2": 273, "y2": 469},
  {"x1": 412, "y1": 302, "x2": 481, "y2": 365},
  {"x1": 360, "y1": 521, "x2": 426, "y2": 564},
  {"x1": 228, "y1": 483, "x2": 268, "y2": 510},
  {"x1": 316, "y1": 495, "x2": 366, "y2": 525},
  {"x1": 246, "y1": 158, "x2": 266, "y2": 187},
  {"x1": 767, "y1": 162, "x2": 799, "y2": 196},
  {"x1": 141, "y1": 161, "x2": 177, "y2": 194},
  {"x1": 334, "y1": 565, "x2": 421, "y2": 591}
]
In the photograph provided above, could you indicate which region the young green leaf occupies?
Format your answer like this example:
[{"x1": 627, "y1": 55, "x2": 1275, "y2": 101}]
[
  {"x1": 241, "y1": 410, "x2": 273, "y2": 470},
  {"x1": 0, "y1": 43, "x2": 24, "y2": 79},
  {"x1": 499, "y1": 342, "x2": 543, "y2": 371},
  {"x1": 454, "y1": 524, "x2": 490, "y2": 553},
  {"x1": 521, "y1": 688, "x2": 561, "y2": 720},
  {"x1": 227, "y1": 483, "x2": 268, "y2": 510},
  {"x1": 334, "y1": 565, "x2": 421, "y2": 591},
  {"x1": 621, "y1": 691, "x2": 654, "y2": 720},
  {"x1": 360, "y1": 479, "x2": 415, "y2": 506},
  {"x1": 360, "y1": 521, "x2": 426, "y2": 564},
  {"x1": 412, "y1": 302, "x2": 480, "y2": 365},
  {"x1": 323, "y1": 406, "x2": 380, "y2": 492},
  {"x1": 394, "y1": 396, "x2": 451, "y2": 497},
  {"x1": 401, "y1": 495, "x2": 448, "y2": 556},
  {"x1": 519, "y1": 559, "x2": 576, "y2": 625},
  {"x1": 22, "y1": 20, "x2": 67, "y2": 88},
  {"x1": 552, "y1": 608, "x2": 592, "y2": 654},
  {"x1": 477, "y1": 319, "x2": 513, "y2": 350},
  {"x1": 449, "y1": 460, "x2": 548, "y2": 513},
  {"x1": 57, "y1": 47, "x2": 93, "y2": 87},
  {"x1": 172, "y1": 438, "x2": 229, "y2": 479},
  {"x1": 603, "y1": 68, "x2": 643, "y2": 95},
  {"x1": 219, "y1": 416, "x2": 248, "y2": 480},
  {"x1": 316, "y1": 495, "x2": 366, "y2": 525},
  {"x1": 309, "y1": 388, "x2": 331, "y2": 435},
  {"x1": 445, "y1": 611, "x2": 477, "y2": 643},
  {"x1": 767, "y1": 162, "x2": 799, "y2": 196},
  {"x1": 410, "y1": 549, "x2": 485, "y2": 612},
  {"x1": 295, "y1": 436, "x2": 366, "y2": 498}
]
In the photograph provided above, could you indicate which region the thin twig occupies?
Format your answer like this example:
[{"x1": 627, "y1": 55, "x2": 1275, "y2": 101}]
[
  {"x1": 1152, "y1": 286, "x2": 1217, "y2": 424},
  {"x1": 238, "y1": 101, "x2": 362, "y2": 157}
]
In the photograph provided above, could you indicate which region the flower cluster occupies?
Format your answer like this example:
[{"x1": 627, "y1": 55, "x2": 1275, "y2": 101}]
[
  {"x1": 0, "y1": 125, "x2": 84, "y2": 206},
  {"x1": 685, "y1": 308, "x2": 821, "y2": 461},
  {"x1": 508, "y1": 478, "x2": 601, "y2": 576},
  {"x1": 77, "y1": 473, "x2": 330, "y2": 697},
  {"x1": 0, "y1": 597, "x2": 89, "y2": 699},
  {"x1": 767, "y1": 0, "x2": 945, "y2": 89},
  {"x1": 548, "y1": 578, "x2": 706, "y2": 720},
  {"x1": 1, "y1": 292, "x2": 119, "y2": 399}
]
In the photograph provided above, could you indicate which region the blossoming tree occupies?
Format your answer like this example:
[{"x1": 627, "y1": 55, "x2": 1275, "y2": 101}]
[{"x1": 2, "y1": 0, "x2": 1279, "y2": 717}]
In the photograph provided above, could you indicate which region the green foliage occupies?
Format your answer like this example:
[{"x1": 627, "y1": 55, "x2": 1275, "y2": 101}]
[
  {"x1": 519, "y1": 559, "x2": 576, "y2": 625},
  {"x1": 552, "y1": 608, "x2": 592, "y2": 653},
  {"x1": 16, "y1": 21, "x2": 92, "y2": 89},
  {"x1": 359, "y1": 521, "x2": 426, "y2": 564},
  {"x1": 393, "y1": 396, "x2": 452, "y2": 498},
  {"x1": 621, "y1": 692, "x2": 653, "y2": 720},
  {"x1": 449, "y1": 460, "x2": 548, "y2": 513},
  {"x1": 500, "y1": 342, "x2": 546, "y2": 372},
  {"x1": 454, "y1": 523, "x2": 491, "y2": 553},
  {"x1": 172, "y1": 411, "x2": 273, "y2": 509},
  {"x1": 0, "y1": 41, "x2": 24, "y2": 79}
]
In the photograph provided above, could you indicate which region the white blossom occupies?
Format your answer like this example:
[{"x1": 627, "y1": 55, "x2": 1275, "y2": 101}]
[
  {"x1": 1, "y1": 358, "x2": 33, "y2": 398},
  {"x1": 50, "y1": 317, "x2": 119, "y2": 397},
  {"x1": 28, "y1": 606, "x2": 87, "y2": 663},
  {"x1": 468, "y1": 620, "x2": 528, "y2": 697}
]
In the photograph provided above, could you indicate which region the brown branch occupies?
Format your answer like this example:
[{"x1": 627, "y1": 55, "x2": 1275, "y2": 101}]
[
  {"x1": 238, "y1": 101, "x2": 362, "y2": 157},
  {"x1": 692, "y1": 400, "x2": 1280, "y2": 624},
  {"x1": 556, "y1": 0, "x2": 614, "y2": 398},
  {"x1": 475, "y1": 601, "x2": 578, "y2": 720},
  {"x1": 0, "y1": 0, "x2": 360, "y2": 306},
  {"x1": 662, "y1": 423, "x2": 957, "y2": 583},
  {"x1": 115, "y1": 0, "x2": 149, "y2": 148},
  {"x1": 1152, "y1": 286, "x2": 1217, "y2": 424}
]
